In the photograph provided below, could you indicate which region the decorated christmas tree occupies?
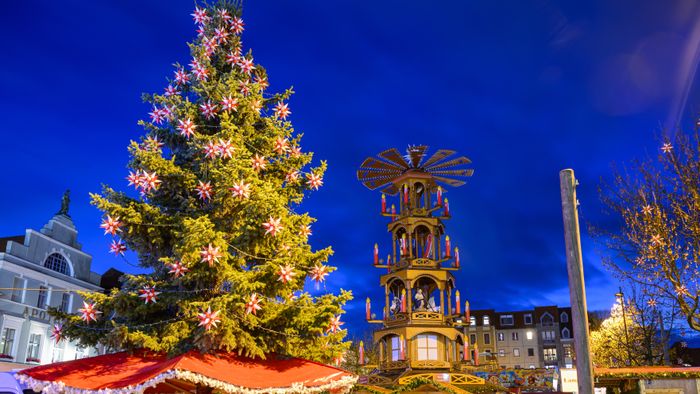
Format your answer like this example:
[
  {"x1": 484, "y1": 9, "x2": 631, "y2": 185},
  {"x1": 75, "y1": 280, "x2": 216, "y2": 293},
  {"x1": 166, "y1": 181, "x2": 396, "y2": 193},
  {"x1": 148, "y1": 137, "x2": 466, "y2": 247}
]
[{"x1": 51, "y1": 0, "x2": 351, "y2": 364}]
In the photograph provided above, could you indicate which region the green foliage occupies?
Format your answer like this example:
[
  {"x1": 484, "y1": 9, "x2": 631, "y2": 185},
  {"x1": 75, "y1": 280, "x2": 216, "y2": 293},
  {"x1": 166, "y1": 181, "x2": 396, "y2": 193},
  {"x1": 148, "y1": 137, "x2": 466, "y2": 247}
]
[{"x1": 50, "y1": 0, "x2": 352, "y2": 362}]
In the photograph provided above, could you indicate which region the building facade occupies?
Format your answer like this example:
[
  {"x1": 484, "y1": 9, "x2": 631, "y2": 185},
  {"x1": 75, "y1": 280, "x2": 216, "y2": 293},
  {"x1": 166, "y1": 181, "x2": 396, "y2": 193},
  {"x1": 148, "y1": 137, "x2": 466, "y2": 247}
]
[
  {"x1": 470, "y1": 306, "x2": 574, "y2": 369},
  {"x1": 0, "y1": 196, "x2": 103, "y2": 366}
]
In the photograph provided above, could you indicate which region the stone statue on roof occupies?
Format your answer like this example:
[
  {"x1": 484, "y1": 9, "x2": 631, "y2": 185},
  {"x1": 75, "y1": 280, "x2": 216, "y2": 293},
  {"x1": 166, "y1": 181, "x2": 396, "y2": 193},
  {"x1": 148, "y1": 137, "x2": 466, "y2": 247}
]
[{"x1": 57, "y1": 189, "x2": 71, "y2": 217}]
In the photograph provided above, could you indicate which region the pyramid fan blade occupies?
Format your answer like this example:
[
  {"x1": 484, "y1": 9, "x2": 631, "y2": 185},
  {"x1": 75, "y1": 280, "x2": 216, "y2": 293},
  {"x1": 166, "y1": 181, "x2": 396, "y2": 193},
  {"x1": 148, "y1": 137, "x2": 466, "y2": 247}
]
[
  {"x1": 379, "y1": 148, "x2": 410, "y2": 169},
  {"x1": 381, "y1": 184, "x2": 400, "y2": 196},
  {"x1": 421, "y1": 149, "x2": 456, "y2": 168},
  {"x1": 359, "y1": 157, "x2": 405, "y2": 171},
  {"x1": 407, "y1": 145, "x2": 428, "y2": 168},
  {"x1": 364, "y1": 177, "x2": 396, "y2": 190},
  {"x1": 433, "y1": 176, "x2": 466, "y2": 187},
  {"x1": 426, "y1": 156, "x2": 472, "y2": 171},
  {"x1": 430, "y1": 169, "x2": 475, "y2": 177}
]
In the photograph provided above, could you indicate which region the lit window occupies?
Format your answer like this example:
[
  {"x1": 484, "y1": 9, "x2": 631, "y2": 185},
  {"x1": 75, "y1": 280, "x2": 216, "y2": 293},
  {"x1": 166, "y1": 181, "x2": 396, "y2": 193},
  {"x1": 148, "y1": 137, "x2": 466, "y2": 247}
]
[
  {"x1": 498, "y1": 349, "x2": 505, "y2": 357},
  {"x1": 416, "y1": 334, "x2": 438, "y2": 361},
  {"x1": 470, "y1": 316, "x2": 476, "y2": 326},
  {"x1": 512, "y1": 332, "x2": 519, "y2": 341},
  {"x1": 526, "y1": 331, "x2": 533, "y2": 340},
  {"x1": 513, "y1": 348, "x2": 520, "y2": 357},
  {"x1": 544, "y1": 348, "x2": 557, "y2": 362},
  {"x1": 44, "y1": 253, "x2": 69, "y2": 275},
  {"x1": 497, "y1": 333, "x2": 504, "y2": 341},
  {"x1": 391, "y1": 336, "x2": 401, "y2": 361},
  {"x1": 483, "y1": 316, "x2": 490, "y2": 326}
]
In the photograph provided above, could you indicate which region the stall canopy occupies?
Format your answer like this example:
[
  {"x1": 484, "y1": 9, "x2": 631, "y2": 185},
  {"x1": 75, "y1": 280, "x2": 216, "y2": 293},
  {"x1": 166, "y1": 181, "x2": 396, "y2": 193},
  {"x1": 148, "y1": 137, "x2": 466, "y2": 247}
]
[{"x1": 16, "y1": 351, "x2": 356, "y2": 394}]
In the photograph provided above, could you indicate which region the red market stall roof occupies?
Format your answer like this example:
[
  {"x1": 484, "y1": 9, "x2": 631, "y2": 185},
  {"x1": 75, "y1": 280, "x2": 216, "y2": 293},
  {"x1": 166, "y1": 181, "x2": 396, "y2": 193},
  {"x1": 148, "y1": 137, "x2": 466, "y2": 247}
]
[{"x1": 16, "y1": 351, "x2": 356, "y2": 394}]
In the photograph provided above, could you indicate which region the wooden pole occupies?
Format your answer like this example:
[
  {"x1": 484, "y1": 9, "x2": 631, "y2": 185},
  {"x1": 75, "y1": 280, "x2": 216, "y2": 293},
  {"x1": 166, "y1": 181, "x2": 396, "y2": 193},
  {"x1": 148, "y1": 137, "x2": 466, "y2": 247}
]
[{"x1": 559, "y1": 169, "x2": 594, "y2": 393}]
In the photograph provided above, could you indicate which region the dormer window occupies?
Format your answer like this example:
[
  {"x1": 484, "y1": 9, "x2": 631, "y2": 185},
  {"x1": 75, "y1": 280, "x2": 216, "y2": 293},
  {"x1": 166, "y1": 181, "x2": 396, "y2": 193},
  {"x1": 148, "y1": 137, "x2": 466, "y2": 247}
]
[
  {"x1": 44, "y1": 253, "x2": 69, "y2": 276},
  {"x1": 540, "y1": 312, "x2": 554, "y2": 326},
  {"x1": 560, "y1": 312, "x2": 569, "y2": 323},
  {"x1": 500, "y1": 314, "x2": 514, "y2": 326},
  {"x1": 483, "y1": 316, "x2": 490, "y2": 326}
]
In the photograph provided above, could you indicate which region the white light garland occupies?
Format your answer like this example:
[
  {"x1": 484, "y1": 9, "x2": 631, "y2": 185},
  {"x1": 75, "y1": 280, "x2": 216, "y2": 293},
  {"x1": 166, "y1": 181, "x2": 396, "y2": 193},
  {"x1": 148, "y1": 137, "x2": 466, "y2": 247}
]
[{"x1": 16, "y1": 368, "x2": 357, "y2": 394}]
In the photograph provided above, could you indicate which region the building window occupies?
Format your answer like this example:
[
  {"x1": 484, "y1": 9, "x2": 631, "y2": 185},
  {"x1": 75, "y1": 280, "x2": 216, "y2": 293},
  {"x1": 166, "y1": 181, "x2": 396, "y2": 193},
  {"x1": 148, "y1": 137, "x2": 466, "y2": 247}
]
[
  {"x1": 562, "y1": 327, "x2": 571, "y2": 339},
  {"x1": 483, "y1": 316, "x2": 490, "y2": 326},
  {"x1": 390, "y1": 336, "x2": 401, "y2": 361},
  {"x1": 27, "y1": 334, "x2": 41, "y2": 362},
  {"x1": 513, "y1": 348, "x2": 520, "y2": 357},
  {"x1": 512, "y1": 332, "x2": 519, "y2": 341},
  {"x1": 470, "y1": 316, "x2": 476, "y2": 326},
  {"x1": 544, "y1": 348, "x2": 557, "y2": 362},
  {"x1": 540, "y1": 312, "x2": 554, "y2": 326},
  {"x1": 526, "y1": 331, "x2": 533, "y2": 340},
  {"x1": 470, "y1": 334, "x2": 476, "y2": 345},
  {"x1": 44, "y1": 253, "x2": 69, "y2": 275},
  {"x1": 416, "y1": 334, "x2": 438, "y2": 361},
  {"x1": 11, "y1": 277, "x2": 24, "y2": 303},
  {"x1": 483, "y1": 333, "x2": 491, "y2": 345},
  {"x1": 37, "y1": 286, "x2": 48, "y2": 309},
  {"x1": 52, "y1": 339, "x2": 65, "y2": 363},
  {"x1": 499, "y1": 349, "x2": 505, "y2": 357},
  {"x1": 497, "y1": 333, "x2": 504, "y2": 341},
  {"x1": 560, "y1": 312, "x2": 569, "y2": 323},
  {"x1": 0, "y1": 328, "x2": 16, "y2": 357},
  {"x1": 60, "y1": 293, "x2": 71, "y2": 313},
  {"x1": 542, "y1": 330, "x2": 555, "y2": 341},
  {"x1": 500, "y1": 315, "x2": 514, "y2": 326},
  {"x1": 524, "y1": 314, "x2": 533, "y2": 325},
  {"x1": 528, "y1": 348, "x2": 535, "y2": 357}
]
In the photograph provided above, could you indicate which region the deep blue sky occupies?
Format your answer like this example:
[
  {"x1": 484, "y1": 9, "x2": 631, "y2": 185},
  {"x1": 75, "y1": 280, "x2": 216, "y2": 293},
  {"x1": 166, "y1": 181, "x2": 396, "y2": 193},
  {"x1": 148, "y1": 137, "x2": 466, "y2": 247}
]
[{"x1": 3, "y1": 1, "x2": 700, "y2": 337}]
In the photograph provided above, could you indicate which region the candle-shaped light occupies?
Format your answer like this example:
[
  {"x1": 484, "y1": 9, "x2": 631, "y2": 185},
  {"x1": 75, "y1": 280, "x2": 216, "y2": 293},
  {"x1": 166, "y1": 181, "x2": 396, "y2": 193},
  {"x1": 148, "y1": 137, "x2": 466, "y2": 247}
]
[
  {"x1": 403, "y1": 184, "x2": 409, "y2": 205},
  {"x1": 465, "y1": 300, "x2": 471, "y2": 322},
  {"x1": 444, "y1": 198, "x2": 450, "y2": 216},
  {"x1": 437, "y1": 186, "x2": 443, "y2": 206},
  {"x1": 391, "y1": 204, "x2": 396, "y2": 221},
  {"x1": 474, "y1": 342, "x2": 479, "y2": 365},
  {"x1": 463, "y1": 340, "x2": 469, "y2": 361},
  {"x1": 381, "y1": 193, "x2": 386, "y2": 213},
  {"x1": 455, "y1": 290, "x2": 461, "y2": 315},
  {"x1": 359, "y1": 341, "x2": 365, "y2": 365},
  {"x1": 401, "y1": 289, "x2": 406, "y2": 312},
  {"x1": 455, "y1": 247, "x2": 460, "y2": 268},
  {"x1": 366, "y1": 298, "x2": 371, "y2": 320},
  {"x1": 387, "y1": 254, "x2": 392, "y2": 273},
  {"x1": 373, "y1": 243, "x2": 379, "y2": 265},
  {"x1": 445, "y1": 236, "x2": 451, "y2": 258},
  {"x1": 399, "y1": 335, "x2": 406, "y2": 360},
  {"x1": 401, "y1": 234, "x2": 407, "y2": 256}
]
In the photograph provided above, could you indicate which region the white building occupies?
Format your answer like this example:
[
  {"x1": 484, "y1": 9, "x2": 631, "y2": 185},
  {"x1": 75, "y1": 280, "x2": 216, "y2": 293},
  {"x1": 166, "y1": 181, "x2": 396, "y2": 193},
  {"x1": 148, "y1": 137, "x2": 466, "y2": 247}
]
[{"x1": 0, "y1": 193, "x2": 103, "y2": 366}]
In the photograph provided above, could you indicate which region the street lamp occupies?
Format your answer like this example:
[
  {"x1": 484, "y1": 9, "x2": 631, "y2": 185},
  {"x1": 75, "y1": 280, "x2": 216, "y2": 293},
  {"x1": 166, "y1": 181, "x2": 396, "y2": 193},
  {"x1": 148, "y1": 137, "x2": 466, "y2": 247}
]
[{"x1": 616, "y1": 287, "x2": 632, "y2": 366}]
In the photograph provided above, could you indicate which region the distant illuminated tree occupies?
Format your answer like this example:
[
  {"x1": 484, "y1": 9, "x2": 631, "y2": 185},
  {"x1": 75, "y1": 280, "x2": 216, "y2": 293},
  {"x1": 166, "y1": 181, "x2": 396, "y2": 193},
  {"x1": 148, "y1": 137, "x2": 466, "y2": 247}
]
[{"x1": 599, "y1": 130, "x2": 700, "y2": 332}]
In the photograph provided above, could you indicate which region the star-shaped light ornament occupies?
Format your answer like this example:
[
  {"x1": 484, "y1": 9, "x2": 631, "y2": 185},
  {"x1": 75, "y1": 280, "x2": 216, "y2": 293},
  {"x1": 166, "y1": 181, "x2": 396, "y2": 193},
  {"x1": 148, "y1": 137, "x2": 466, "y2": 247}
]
[
  {"x1": 149, "y1": 107, "x2": 166, "y2": 125},
  {"x1": 196, "y1": 181, "x2": 213, "y2": 201},
  {"x1": 229, "y1": 181, "x2": 251, "y2": 199},
  {"x1": 168, "y1": 261, "x2": 189, "y2": 278},
  {"x1": 642, "y1": 205, "x2": 653, "y2": 215},
  {"x1": 143, "y1": 136, "x2": 164, "y2": 152},
  {"x1": 221, "y1": 95, "x2": 239, "y2": 112},
  {"x1": 141, "y1": 171, "x2": 162, "y2": 192},
  {"x1": 650, "y1": 234, "x2": 663, "y2": 246},
  {"x1": 245, "y1": 293, "x2": 262, "y2": 315},
  {"x1": 191, "y1": 7, "x2": 209, "y2": 25},
  {"x1": 109, "y1": 240, "x2": 127, "y2": 256},
  {"x1": 240, "y1": 80, "x2": 251, "y2": 96},
  {"x1": 200, "y1": 244, "x2": 223, "y2": 267},
  {"x1": 100, "y1": 215, "x2": 122, "y2": 236},
  {"x1": 251, "y1": 99, "x2": 263, "y2": 114},
  {"x1": 263, "y1": 217, "x2": 283, "y2": 236},
  {"x1": 50, "y1": 323, "x2": 64, "y2": 343},
  {"x1": 217, "y1": 8, "x2": 232, "y2": 22},
  {"x1": 238, "y1": 57, "x2": 254, "y2": 75},
  {"x1": 174, "y1": 68, "x2": 190, "y2": 85},
  {"x1": 193, "y1": 64, "x2": 210, "y2": 82},
  {"x1": 334, "y1": 352, "x2": 346, "y2": 367},
  {"x1": 217, "y1": 139, "x2": 235, "y2": 159},
  {"x1": 299, "y1": 225, "x2": 312, "y2": 238},
  {"x1": 277, "y1": 264, "x2": 296, "y2": 284},
  {"x1": 226, "y1": 51, "x2": 241, "y2": 65},
  {"x1": 213, "y1": 27, "x2": 230, "y2": 44},
  {"x1": 269, "y1": 138, "x2": 287, "y2": 156},
  {"x1": 138, "y1": 286, "x2": 160, "y2": 304},
  {"x1": 273, "y1": 102, "x2": 291, "y2": 120},
  {"x1": 126, "y1": 170, "x2": 144, "y2": 189},
  {"x1": 676, "y1": 285, "x2": 690, "y2": 297},
  {"x1": 177, "y1": 119, "x2": 196, "y2": 139},
  {"x1": 79, "y1": 302, "x2": 102, "y2": 323},
  {"x1": 197, "y1": 307, "x2": 221, "y2": 331},
  {"x1": 647, "y1": 298, "x2": 658, "y2": 308},
  {"x1": 164, "y1": 85, "x2": 178, "y2": 97},
  {"x1": 326, "y1": 315, "x2": 344, "y2": 334},
  {"x1": 306, "y1": 173, "x2": 323, "y2": 190},
  {"x1": 200, "y1": 101, "x2": 217, "y2": 119},
  {"x1": 661, "y1": 142, "x2": 673, "y2": 153},
  {"x1": 254, "y1": 75, "x2": 269, "y2": 91},
  {"x1": 309, "y1": 264, "x2": 329, "y2": 284},
  {"x1": 285, "y1": 171, "x2": 300, "y2": 183},
  {"x1": 204, "y1": 141, "x2": 219, "y2": 159},
  {"x1": 290, "y1": 145, "x2": 302, "y2": 158},
  {"x1": 231, "y1": 17, "x2": 245, "y2": 35},
  {"x1": 251, "y1": 154, "x2": 266, "y2": 171}
]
